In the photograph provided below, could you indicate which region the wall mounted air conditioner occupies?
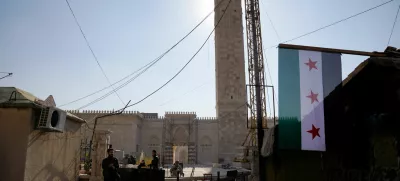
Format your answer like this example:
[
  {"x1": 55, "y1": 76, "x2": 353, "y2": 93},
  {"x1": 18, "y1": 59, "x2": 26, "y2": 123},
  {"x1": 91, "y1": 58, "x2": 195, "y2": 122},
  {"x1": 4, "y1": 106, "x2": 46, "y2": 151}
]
[{"x1": 36, "y1": 106, "x2": 67, "y2": 132}]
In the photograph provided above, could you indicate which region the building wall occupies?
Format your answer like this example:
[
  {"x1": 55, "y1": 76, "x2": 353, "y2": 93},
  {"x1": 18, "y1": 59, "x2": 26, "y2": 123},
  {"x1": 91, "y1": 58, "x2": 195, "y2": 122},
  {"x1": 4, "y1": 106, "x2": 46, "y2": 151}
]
[
  {"x1": 197, "y1": 120, "x2": 218, "y2": 164},
  {"x1": 141, "y1": 119, "x2": 163, "y2": 155},
  {"x1": 0, "y1": 108, "x2": 32, "y2": 181},
  {"x1": 0, "y1": 107, "x2": 84, "y2": 181},
  {"x1": 76, "y1": 112, "x2": 141, "y2": 159},
  {"x1": 24, "y1": 115, "x2": 82, "y2": 181},
  {"x1": 71, "y1": 111, "x2": 272, "y2": 165}
]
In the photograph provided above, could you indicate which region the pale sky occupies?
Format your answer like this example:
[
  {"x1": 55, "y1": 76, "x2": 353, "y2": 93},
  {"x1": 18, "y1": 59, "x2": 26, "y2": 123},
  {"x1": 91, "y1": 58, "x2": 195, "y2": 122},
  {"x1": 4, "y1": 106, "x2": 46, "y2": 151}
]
[{"x1": 1, "y1": 0, "x2": 399, "y2": 117}]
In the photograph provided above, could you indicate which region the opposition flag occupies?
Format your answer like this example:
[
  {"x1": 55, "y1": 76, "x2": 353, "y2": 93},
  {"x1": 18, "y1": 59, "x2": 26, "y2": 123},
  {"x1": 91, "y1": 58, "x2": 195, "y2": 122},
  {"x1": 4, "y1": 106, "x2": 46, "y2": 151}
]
[{"x1": 278, "y1": 48, "x2": 342, "y2": 151}]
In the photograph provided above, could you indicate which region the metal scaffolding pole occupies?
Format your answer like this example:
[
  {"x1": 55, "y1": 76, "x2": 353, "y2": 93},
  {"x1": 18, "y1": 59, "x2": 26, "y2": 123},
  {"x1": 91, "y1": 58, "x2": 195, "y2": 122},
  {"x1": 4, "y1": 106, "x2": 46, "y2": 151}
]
[{"x1": 244, "y1": 0, "x2": 267, "y2": 180}]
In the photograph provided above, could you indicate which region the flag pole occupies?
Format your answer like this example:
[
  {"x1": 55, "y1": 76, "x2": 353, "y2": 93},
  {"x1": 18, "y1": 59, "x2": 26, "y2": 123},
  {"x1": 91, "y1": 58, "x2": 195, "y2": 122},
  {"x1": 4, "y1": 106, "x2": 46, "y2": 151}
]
[{"x1": 278, "y1": 44, "x2": 388, "y2": 57}]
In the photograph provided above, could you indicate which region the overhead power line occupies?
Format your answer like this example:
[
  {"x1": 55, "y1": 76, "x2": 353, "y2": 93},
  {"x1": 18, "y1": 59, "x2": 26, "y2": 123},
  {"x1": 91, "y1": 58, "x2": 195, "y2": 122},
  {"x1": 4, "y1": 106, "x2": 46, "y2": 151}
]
[
  {"x1": 64, "y1": 0, "x2": 125, "y2": 105},
  {"x1": 0, "y1": 72, "x2": 13, "y2": 80},
  {"x1": 260, "y1": 0, "x2": 281, "y2": 42},
  {"x1": 114, "y1": 0, "x2": 233, "y2": 111},
  {"x1": 387, "y1": 4, "x2": 400, "y2": 46},
  {"x1": 266, "y1": 0, "x2": 395, "y2": 49},
  {"x1": 159, "y1": 80, "x2": 211, "y2": 106},
  {"x1": 260, "y1": 0, "x2": 278, "y2": 118},
  {"x1": 59, "y1": 0, "x2": 227, "y2": 108},
  {"x1": 76, "y1": 56, "x2": 159, "y2": 109},
  {"x1": 75, "y1": 0, "x2": 228, "y2": 110}
]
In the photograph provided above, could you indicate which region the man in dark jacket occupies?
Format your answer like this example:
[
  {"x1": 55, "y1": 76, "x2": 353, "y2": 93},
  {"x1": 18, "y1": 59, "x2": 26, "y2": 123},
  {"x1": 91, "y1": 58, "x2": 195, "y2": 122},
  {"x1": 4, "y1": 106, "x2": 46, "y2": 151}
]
[
  {"x1": 149, "y1": 150, "x2": 159, "y2": 170},
  {"x1": 127, "y1": 155, "x2": 136, "y2": 165},
  {"x1": 102, "y1": 148, "x2": 120, "y2": 181}
]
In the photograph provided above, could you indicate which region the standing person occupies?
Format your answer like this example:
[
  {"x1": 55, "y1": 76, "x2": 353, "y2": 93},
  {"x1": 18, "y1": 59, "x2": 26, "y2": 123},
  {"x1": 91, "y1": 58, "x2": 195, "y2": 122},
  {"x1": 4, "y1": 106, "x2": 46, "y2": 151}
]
[
  {"x1": 101, "y1": 148, "x2": 120, "y2": 181},
  {"x1": 138, "y1": 160, "x2": 146, "y2": 169},
  {"x1": 149, "y1": 150, "x2": 159, "y2": 170},
  {"x1": 128, "y1": 155, "x2": 136, "y2": 165}
]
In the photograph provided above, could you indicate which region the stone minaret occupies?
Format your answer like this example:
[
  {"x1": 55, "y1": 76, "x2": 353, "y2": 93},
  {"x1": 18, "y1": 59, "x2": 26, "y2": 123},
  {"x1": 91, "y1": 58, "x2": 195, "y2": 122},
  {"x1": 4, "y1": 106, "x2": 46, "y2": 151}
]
[{"x1": 214, "y1": 0, "x2": 248, "y2": 162}]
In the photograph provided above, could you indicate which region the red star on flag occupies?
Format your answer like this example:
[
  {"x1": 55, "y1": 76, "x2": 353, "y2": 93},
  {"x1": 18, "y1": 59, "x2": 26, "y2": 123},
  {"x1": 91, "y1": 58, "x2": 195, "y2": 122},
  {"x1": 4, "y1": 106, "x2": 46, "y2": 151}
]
[
  {"x1": 307, "y1": 124, "x2": 320, "y2": 140},
  {"x1": 306, "y1": 90, "x2": 319, "y2": 104},
  {"x1": 305, "y1": 58, "x2": 318, "y2": 71}
]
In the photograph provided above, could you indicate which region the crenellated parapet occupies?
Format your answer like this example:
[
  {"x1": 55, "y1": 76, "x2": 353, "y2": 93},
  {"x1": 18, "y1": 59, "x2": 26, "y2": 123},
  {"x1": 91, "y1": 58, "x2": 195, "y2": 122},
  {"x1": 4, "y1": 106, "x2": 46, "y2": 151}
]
[
  {"x1": 196, "y1": 117, "x2": 218, "y2": 121},
  {"x1": 143, "y1": 116, "x2": 165, "y2": 121},
  {"x1": 164, "y1": 111, "x2": 197, "y2": 121},
  {"x1": 165, "y1": 111, "x2": 196, "y2": 115},
  {"x1": 65, "y1": 110, "x2": 143, "y2": 118}
]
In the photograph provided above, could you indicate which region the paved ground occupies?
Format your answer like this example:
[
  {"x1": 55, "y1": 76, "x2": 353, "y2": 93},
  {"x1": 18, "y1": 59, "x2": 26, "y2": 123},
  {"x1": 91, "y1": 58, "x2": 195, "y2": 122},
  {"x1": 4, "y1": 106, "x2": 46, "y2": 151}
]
[
  {"x1": 122, "y1": 164, "x2": 251, "y2": 179},
  {"x1": 164, "y1": 166, "x2": 249, "y2": 178}
]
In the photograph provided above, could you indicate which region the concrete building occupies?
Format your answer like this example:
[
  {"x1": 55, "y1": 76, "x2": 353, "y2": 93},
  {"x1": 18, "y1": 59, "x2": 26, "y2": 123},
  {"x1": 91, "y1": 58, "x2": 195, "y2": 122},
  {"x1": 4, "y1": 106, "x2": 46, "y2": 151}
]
[{"x1": 0, "y1": 87, "x2": 86, "y2": 181}]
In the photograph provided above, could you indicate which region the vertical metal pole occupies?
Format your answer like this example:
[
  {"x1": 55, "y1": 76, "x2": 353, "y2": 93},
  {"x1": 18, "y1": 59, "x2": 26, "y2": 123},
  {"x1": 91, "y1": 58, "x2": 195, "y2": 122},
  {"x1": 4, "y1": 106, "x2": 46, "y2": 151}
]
[
  {"x1": 196, "y1": 118, "x2": 198, "y2": 164},
  {"x1": 88, "y1": 118, "x2": 98, "y2": 161},
  {"x1": 249, "y1": 0, "x2": 265, "y2": 180},
  {"x1": 217, "y1": 171, "x2": 220, "y2": 181},
  {"x1": 80, "y1": 139, "x2": 83, "y2": 164},
  {"x1": 271, "y1": 86, "x2": 276, "y2": 126}
]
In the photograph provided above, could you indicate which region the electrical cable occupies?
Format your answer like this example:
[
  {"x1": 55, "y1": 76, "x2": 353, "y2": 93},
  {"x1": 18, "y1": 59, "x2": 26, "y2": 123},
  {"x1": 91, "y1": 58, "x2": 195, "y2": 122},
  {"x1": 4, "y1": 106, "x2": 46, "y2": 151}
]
[
  {"x1": 260, "y1": 0, "x2": 281, "y2": 42},
  {"x1": 59, "y1": 0, "x2": 227, "y2": 108},
  {"x1": 158, "y1": 80, "x2": 211, "y2": 106},
  {"x1": 265, "y1": 85, "x2": 272, "y2": 118},
  {"x1": 0, "y1": 72, "x2": 12, "y2": 80},
  {"x1": 77, "y1": 0, "x2": 232, "y2": 110},
  {"x1": 266, "y1": 0, "x2": 395, "y2": 49},
  {"x1": 262, "y1": 48, "x2": 276, "y2": 117},
  {"x1": 76, "y1": 56, "x2": 160, "y2": 109},
  {"x1": 64, "y1": 0, "x2": 125, "y2": 105},
  {"x1": 76, "y1": 16, "x2": 215, "y2": 109},
  {"x1": 115, "y1": 0, "x2": 233, "y2": 111},
  {"x1": 259, "y1": 0, "x2": 279, "y2": 119},
  {"x1": 387, "y1": 4, "x2": 400, "y2": 46}
]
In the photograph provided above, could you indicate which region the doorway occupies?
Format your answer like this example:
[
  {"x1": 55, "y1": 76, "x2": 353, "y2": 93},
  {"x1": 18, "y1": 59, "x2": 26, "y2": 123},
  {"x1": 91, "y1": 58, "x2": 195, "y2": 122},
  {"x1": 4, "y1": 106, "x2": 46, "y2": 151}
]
[{"x1": 173, "y1": 146, "x2": 188, "y2": 164}]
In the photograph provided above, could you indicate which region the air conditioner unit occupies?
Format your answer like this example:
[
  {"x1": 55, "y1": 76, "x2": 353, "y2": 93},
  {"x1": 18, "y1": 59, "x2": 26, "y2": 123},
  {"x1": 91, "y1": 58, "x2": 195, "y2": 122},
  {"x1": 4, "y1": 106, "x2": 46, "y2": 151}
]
[{"x1": 36, "y1": 106, "x2": 67, "y2": 132}]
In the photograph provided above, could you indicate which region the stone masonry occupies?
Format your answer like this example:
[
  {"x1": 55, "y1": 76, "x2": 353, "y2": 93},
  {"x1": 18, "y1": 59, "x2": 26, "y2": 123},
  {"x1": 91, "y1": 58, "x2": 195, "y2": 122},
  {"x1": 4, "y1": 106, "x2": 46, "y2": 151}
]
[{"x1": 214, "y1": 0, "x2": 248, "y2": 161}]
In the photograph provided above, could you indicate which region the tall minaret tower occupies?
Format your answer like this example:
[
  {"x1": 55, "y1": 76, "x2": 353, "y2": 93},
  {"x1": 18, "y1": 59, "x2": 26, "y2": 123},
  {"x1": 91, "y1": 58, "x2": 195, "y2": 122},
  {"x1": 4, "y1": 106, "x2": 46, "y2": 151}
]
[{"x1": 214, "y1": 0, "x2": 247, "y2": 162}]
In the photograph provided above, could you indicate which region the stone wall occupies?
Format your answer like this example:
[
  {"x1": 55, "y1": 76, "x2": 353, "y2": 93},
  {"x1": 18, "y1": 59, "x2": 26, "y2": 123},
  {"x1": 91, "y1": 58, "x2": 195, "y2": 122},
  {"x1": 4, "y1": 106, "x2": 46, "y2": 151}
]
[
  {"x1": 0, "y1": 107, "x2": 84, "y2": 181},
  {"x1": 71, "y1": 110, "x2": 224, "y2": 165},
  {"x1": 141, "y1": 118, "x2": 163, "y2": 155},
  {"x1": 90, "y1": 130, "x2": 111, "y2": 181},
  {"x1": 197, "y1": 118, "x2": 218, "y2": 164},
  {"x1": 214, "y1": 0, "x2": 248, "y2": 162},
  {"x1": 70, "y1": 110, "x2": 142, "y2": 159},
  {"x1": 0, "y1": 108, "x2": 32, "y2": 181},
  {"x1": 24, "y1": 115, "x2": 83, "y2": 181}
]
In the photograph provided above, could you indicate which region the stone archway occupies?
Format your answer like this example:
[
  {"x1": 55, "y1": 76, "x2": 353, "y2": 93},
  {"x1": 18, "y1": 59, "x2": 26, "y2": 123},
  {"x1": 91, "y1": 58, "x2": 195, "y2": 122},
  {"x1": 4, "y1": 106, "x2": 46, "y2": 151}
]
[
  {"x1": 172, "y1": 126, "x2": 190, "y2": 164},
  {"x1": 173, "y1": 146, "x2": 188, "y2": 164},
  {"x1": 162, "y1": 125, "x2": 197, "y2": 165},
  {"x1": 172, "y1": 126, "x2": 189, "y2": 144}
]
